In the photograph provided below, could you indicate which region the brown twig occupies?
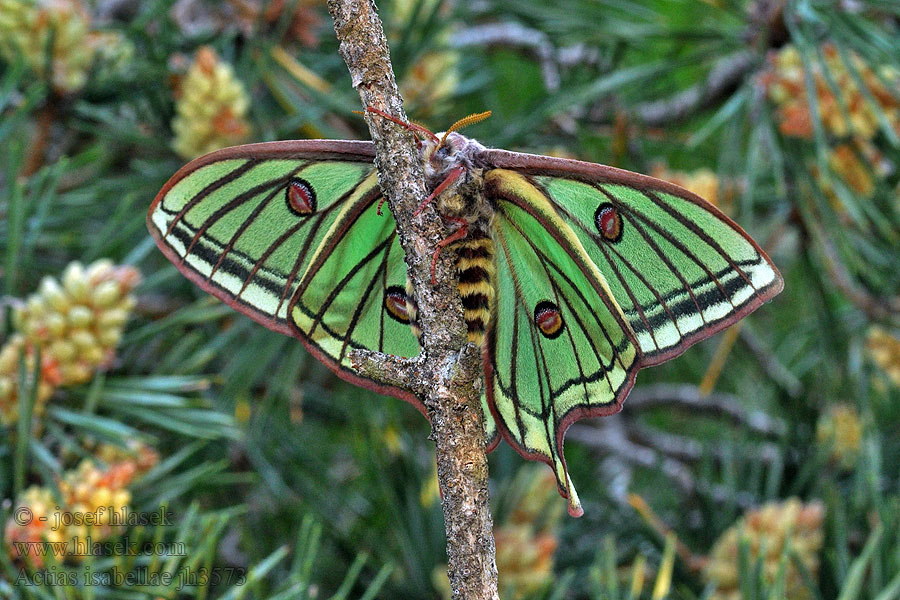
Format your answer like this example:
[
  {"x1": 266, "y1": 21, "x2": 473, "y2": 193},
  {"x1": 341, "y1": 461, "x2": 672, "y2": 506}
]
[
  {"x1": 326, "y1": 2, "x2": 499, "y2": 599},
  {"x1": 624, "y1": 383, "x2": 785, "y2": 438},
  {"x1": 738, "y1": 326, "x2": 804, "y2": 399},
  {"x1": 452, "y1": 22, "x2": 601, "y2": 93},
  {"x1": 807, "y1": 214, "x2": 900, "y2": 323},
  {"x1": 626, "y1": 422, "x2": 782, "y2": 465},
  {"x1": 21, "y1": 102, "x2": 56, "y2": 178}
]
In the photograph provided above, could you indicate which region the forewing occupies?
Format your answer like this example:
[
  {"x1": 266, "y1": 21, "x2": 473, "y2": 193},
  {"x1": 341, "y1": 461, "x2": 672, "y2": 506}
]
[
  {"x1": 484, "y1": 169, "x2": 639, "y2": 516},
  {"x1": 148, "y1": 140, "x2": 424, "y2": 409},
  {"x1": 148, "y1": 140, "x2": 499, "y2": 442},
  {"x1": 483, "y1": 151, "x2": 783, "y2": 365},
  {"x1": 148, "y1": 140, "x2": 379, "y2": 336}
]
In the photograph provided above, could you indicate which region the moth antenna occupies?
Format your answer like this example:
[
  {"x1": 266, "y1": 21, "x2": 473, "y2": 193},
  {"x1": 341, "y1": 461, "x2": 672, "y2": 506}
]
[
  {"x1": 438, "y1": 111, "x2": 492, "y2": 149},
  {"x1": 361, "y1": 106, "x2": 439, "y2": 142}
]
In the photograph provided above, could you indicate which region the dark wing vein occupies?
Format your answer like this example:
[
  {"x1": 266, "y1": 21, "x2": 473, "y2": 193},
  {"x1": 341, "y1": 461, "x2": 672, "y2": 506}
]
[
  {"x1": 644, "y1": 189, "x2": 756, "y2": 289},
  {"x1": 184, "y1": 170, "x2": 302, "y2": 258},
  {"x1": 338, "y1": 233, "x2": 395, "y2": 361},
  {"x1": 307, "y1": 235, "x2": 394, "y2": 336},
  {"x1": 165, "y1": 159, "x2": 257, "y2": 236}
]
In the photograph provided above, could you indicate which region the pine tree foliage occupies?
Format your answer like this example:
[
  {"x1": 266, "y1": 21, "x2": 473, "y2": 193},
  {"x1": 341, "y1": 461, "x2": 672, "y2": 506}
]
[{"x1": 1, "y1": 0, "x2": 899, "y2": 598}]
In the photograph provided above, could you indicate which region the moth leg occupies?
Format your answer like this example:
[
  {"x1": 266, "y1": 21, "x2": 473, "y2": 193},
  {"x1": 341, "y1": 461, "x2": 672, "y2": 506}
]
[
  {"x1": 414, "y1": 165, "x2": 465, "y2": 217},
  {"x1": 430, "y1": 216, "x2": 468, "y2": 285},
  {"x1": 377, "y1": 196, "x2": 387, "y2": 216}
]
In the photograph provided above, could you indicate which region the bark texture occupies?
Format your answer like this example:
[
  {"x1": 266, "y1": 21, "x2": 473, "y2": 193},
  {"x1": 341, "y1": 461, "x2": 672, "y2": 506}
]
[{"x1": 326, "y1": 1, "x2": 500, "y2": 598}]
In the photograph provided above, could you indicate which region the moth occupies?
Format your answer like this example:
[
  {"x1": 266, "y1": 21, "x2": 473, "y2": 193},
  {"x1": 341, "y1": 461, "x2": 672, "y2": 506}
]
[{"x1": 148, "y1": 111, "x2": 783, "y2": 516}]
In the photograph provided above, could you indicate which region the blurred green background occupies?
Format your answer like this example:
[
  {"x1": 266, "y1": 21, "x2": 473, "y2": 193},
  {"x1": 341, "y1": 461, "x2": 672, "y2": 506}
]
[{"x1": 1, "y1": 0, "x2": 900, "y2": 598}]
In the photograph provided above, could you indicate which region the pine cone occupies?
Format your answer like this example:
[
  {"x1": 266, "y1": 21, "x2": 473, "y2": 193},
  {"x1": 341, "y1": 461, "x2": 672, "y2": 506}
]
[{"x1": 171, "y1": 46, "x2": 251, "y2": 159}]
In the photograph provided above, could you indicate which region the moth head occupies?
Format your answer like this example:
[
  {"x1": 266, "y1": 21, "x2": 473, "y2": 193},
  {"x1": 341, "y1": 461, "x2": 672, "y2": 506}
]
[
  {"x1": 421, "y1": 111, "x2": 492, "y2": 174},
  {"x1": 422, "y1": 131, "x2": 466, "y2": 165}
]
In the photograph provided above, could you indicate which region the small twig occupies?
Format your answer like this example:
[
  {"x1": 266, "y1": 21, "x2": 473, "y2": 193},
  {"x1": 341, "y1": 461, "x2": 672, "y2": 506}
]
[
  {"x1": 637, "y1": 51, "x2": 756, "y2": 126},
  {"x1": 568, "y1": 419, "x2": 696, "y2": 496},
  {"x1": 624, "y1": 383, "x2": 785, "y2": 438},
  {"x1": 454, "y1": 22, "x2": 754, "y2": 128},
  {"x1": 452, "y1": 22, "x2": 601, "y2": 92},
  {"x1": 589, "y1": 51, "x2": 756, "y2": 127},
  {"x1": 349, "y1": 350, "x2": 421, "y2": 393},
  {"x1": 738, "y1": 326, "x2": 804, "y2": 399},
  {"x1": 594, "y1": 417, "x2": 634, "y2": 505},
  {"x1": 806, "y1": 214, "x2": 900, "y2": 323},
  {"x1": 567, "y1": 421, "x2": 757, "y2": 510},
  {"x1": 626, "y1": 423, "x2": 781, "y2": 466},
  {"x1": 327, "y1": 2, "x2": 499, "y2": 599}
]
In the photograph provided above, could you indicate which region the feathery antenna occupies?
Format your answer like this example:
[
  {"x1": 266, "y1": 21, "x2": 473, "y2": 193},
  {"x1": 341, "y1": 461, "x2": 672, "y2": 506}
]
[{"x1": 438, "y1": 111, "x2": 492, "y2": 149}]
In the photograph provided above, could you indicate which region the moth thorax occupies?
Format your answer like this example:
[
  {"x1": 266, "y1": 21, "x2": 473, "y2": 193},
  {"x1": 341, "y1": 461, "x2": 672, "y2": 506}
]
[
  {"x1": 454, "y1": 229, "x2": 495, "y2": 346},
  {"x1": 436, "y1": 192, "x2": 467, "y2": 217},
  {"x1": 432, "y1": 165, "x2": 486, "y2": 222}
]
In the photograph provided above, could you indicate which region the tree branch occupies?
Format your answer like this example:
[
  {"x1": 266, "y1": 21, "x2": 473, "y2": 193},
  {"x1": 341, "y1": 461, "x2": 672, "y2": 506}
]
[
  {"x1": 349, "y1": 350, "x2": 422, "y2": 393},
  {"x1": 327, "y1": 2, "x2": 499, "y2": 599}
]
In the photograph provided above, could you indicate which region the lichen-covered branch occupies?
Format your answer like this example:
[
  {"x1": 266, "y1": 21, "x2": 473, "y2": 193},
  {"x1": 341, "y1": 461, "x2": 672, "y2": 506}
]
[
  {"x1": 326, "y1": 2, "x2": 499, "y2": 599},
  {"x1": 349, "y1": 350, "x2": 422, "y2": 394}
]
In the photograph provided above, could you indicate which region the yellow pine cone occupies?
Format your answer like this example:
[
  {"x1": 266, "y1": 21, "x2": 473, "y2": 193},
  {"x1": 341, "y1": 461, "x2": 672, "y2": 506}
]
[
  {"x1": 93, "y1": 439, "x2": 160, "y2": 477},
  {"x1": 497, "y1": 466, "x2": 563, "y2": 599},
  {"x1": 14, "y1": 259, "x2": 141, "y2": 387},
  {"x1": 704, "y1": 498, "x2": 825, "y2": 600},
  {"x1": 0, "y1": 0, "x2": 132, "y2": 93},
  {"x1": 763, "y1": 44, "x2": 900, "y2": 140},
  {"x1": 816, "y1": 404, "x2": 863, "y2": 470},
  {"x1": 0, "y1": 334, "x2": 56, "y2": 426},
  {"x1": 651, "y1": 165, "x2": 733, "y2": 210},
  {"x1": 5, "y1": 486, "x2": 68, "y2": 568},
  {"x1": 5, "y1": 445, "x2": 157, "y2": 567},
  {"x1": 58, "y1": 459, "x2": 133, "y2": 541},
  {"x1": 508, "y1": 465, "x2": 565, "y2": 526},
  {"x1": 171, "y1": 46, "x2": 251, "y2": 159},
  {"x1": 400, "y1": 48, "x2": 460, "y2": 115},
  {"x1": 494, "y1": 523, "x2": 557, "y2": 599},
  {"x1": 867, "y1": 326, "x2": 900, "y2": 387}
]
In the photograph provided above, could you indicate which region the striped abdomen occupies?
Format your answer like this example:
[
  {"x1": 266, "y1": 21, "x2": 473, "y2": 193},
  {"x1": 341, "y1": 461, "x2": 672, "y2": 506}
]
[
  {"x1": 455, "y1": 230, "x2": 494, "y2": 346},
  {"x1": 405, "y1": 230, "x2": 495, "y2": 346}
]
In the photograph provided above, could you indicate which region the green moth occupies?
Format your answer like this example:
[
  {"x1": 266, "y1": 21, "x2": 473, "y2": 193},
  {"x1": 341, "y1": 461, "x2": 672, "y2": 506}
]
[{"x1": 148, "y1": 115, "x2": 782, "y2": 516}]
